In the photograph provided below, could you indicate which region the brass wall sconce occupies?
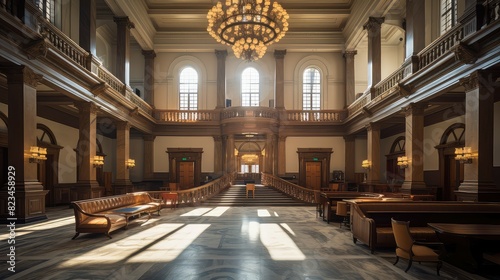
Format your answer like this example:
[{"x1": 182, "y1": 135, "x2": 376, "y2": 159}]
[
  {"x1": 29, "y1": 146, "x2": 47, "y2": 164},
  {"x1": 455, "y1": 147, "x2": 476, "y2": 164},
  {"x1": 93, "y1": 155, "x2": 104, "y2": 168},
  {"x1": 397, "y1": 156, "x2": 409, "y2": 169},
  {"x1": 126, "y1": 159, "x2": 136, "y2": 169},
  {"x1": 362, "y1": 160, "x2": 371, "y2": 170}
]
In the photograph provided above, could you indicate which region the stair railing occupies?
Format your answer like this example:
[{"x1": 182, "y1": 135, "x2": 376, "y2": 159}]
[
  {"x1": 147, "y1": 172, "x2": 235, "y2": 206},
  {"x1": 261, "y1": 173, "x2": 318, "y2": 204}
]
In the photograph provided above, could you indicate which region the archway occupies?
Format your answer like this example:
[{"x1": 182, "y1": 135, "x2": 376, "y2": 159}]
[{"x1": 36, "y1": 124, "x2": 63, "y2": 206}]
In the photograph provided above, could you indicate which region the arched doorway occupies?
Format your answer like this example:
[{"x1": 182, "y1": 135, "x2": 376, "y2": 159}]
[
  {"x1": 386, "y1": 136, "x2": 405, "y2": 184},
  {"x1": 237, "y1": 141, "x2": 262, "y2": 183},
  {"x1": 36, "y1": 124, "x2": 63, "y2": 206},
  {"x1": 435, "y1": 123, "x2": 465, "y2": 201}
]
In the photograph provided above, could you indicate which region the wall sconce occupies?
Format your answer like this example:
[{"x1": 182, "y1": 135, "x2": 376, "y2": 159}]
[
  {"x1": 126, "y1": 159, "x2": 135, "y2": 169},
  {"x1": 397, "y1": 156, "x2": 409, "y2": 169},
  {"x1": 362, "y1": 160, "x2": 371, "y2": 170},
  {"x1": 93, "y1": 155, "x2": 104, "y2": 168},
  {"x1": 455, "y1": 147, "x2": 476, "y2": 164},
  {"x1": 29, "y1": 146, "x2": 47, "y2": 164}
]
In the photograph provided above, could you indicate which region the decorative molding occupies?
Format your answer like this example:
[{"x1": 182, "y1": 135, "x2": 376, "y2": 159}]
[
  {"x1": 274, "y1": 49, "x2": 287, "y2": 59},
  {"x1": 141, "y1": 50, "x2": 156, "y2": 59},
  {"x1": 74, "y1": 101, "x2": 99, "y2": 114},
  {"x1": 403, "y1": 102, "x2": 426, "y2": 117},
  {"x1": 396, "y1": 82, "x2": 411, "y2": 97},
  {"x1": 459, "y1": 71, "x2": 480, "y2": 92},
  {"x1": 113, "y1": 16, "x2": 135, "y2": 29},
  {"x1": 343, "y1": 50, "x2": 357, "y2": 60},
  {"x1": 129, "y1": 107, "x2": 139, "y2": 117},
  {"x1": 362, "y1": 106, "x2": 372, "y2": 117},
  {"x1": 91, "y1": 82, "x2": 107, "y2": 97},
  {"x1": 215, "y1": 50, "x2": 228, "y2": 59},
  {"x1": 453, "y1": 42, "x2": 478, "y2": 64},
  {"x1": 363, "y1": 17, "x2": 385, "y2": 33},
  {"x1": 365, "y1": 122, "x2": 380, "y2": 131},
  {"x1": 116, "y1": 121, "x2": 130, "y2": 131},
  {"x1": 24, "y1": 38, "x2": 49, "y2": 60}
]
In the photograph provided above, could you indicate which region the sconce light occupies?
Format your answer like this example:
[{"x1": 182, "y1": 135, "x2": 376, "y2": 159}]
[
  {"x1": 29, "y1": 146, "x2": 47, "y2": 164},
  {"x1": 455, "y1": 147, "x2": 476, "y2": 164},
  {"x1": 362, "y1": 160, "x2": 371, "y2": 170},
  {"x1": 126, "y1": 159, "x2": 136, "y2": 169},
  {"x1": 397, "y1": 156, "x2": 409, "y2": 169},
  {"x1": 93, "y1": 155, "x2": 104, "y2": 168}
]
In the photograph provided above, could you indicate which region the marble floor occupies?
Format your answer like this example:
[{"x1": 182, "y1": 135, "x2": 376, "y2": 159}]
[{"x1": 1, "y1": 205, "x2": 497, "y2": 280}]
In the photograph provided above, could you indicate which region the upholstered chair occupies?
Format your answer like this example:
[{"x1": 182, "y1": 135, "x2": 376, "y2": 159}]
[{"x1": 391, "y1": 218, "x2": 443, "y2": 275}]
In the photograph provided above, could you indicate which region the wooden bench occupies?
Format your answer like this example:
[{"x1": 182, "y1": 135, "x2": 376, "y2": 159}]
[
  {"x1": 349, "y1": 200, "x2": 500, "y2": 253},
  {"x1": 71, "y1": 192, "x2": 162, "y2": 239}
]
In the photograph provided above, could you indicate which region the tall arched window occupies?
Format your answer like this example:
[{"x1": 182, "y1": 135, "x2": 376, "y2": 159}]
[
  {"x1": 241, "y1": 67, "x2": 260, "y2": 107},
  {"x1": 440, "y1": 0, "x2": 457, "y2": 34},
  {"x1": 302, "y1": 67, "x2": 321, "y2": 110},
  {"x1": 179, "y1": 67, "x2": 198, "y2": 110}
]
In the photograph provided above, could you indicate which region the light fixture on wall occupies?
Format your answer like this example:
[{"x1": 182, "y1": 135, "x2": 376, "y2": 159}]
[
  {"x1": 29, "y1": 146, "x2": 47, "y2": 164},
  {"x1": 397, "y1": 156, "x2": 409, "y2": 169},
  {"x1": 126, "y1": 159, "x2": 136, "y2": 169},
  {"x1": 207, "y1": 0, "x2": 289, "y2": 61},
  {"x1": 361, "y1": 160, "x2": 371, "y2": 170},
  {"x1": 455, "y1": 147, "x2": 475, "y2": 164},
  {"x1": 93, "y1": 155, "x2": 104, "y2": 168}
]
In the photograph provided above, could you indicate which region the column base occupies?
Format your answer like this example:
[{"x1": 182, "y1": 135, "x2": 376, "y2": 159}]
[
  {"x1": 456, "y1": 180, "x2": 500, "y2": 202},
  {"x1": 72, "y1": 181, "x2": 103, "y2": 200},
  {"x1": 400, "y1": 181, "x2": 428, "y2": 194},
  {"x1": 0, "y1": 183, "x2": 49, "y2": 224}
]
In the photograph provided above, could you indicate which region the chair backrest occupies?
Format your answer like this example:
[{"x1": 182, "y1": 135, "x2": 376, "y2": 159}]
[
  {"x1": 336, "y1": 201, "x2": 348, "y2": 216},
  {"x1": 246, "y1": 183, "x2": 255, "y2": 191},
  {"x1": 391, "y1": 218, "x2": 414, "y2": 252}
]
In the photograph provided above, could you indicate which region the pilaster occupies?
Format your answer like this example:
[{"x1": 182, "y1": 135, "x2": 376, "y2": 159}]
[
  {"x1": 114, "y1": 17, "x2": 134, "y2": 85},
  {"x1": 274, "y1": 50, "x2": 286, "y2": 109},
  {"x1": 143, "y1": 135, "x2": 155, "y2": 180},
  {"x1": 344, "y1": 50, "x2": 357, "y2": 106},
  {"x1": 114, "y1": 121, "x2": 133, "y2": 194},
  {"x1": 366, "y1": 123, "x2": 381, "y2": 184},
  {"x1": 215, "y1": 50, "x2": 227, "y2": 109},
  {"x1": 142, "y1": 50, "x2": 156, "y2": 106},
  {"x1": 363, "y1": 17, "x2": 384, "y2": 88}
]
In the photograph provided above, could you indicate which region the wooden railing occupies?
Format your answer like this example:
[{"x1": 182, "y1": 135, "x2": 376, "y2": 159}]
[
  {"x1": 125, "y1": 89, "x2": 154, "y2": 116},
  {"x1": 97, "y1": 67, "x2": 124, "y2": 94},
  {"x1": 220, "y1": 106, "x2": 278, "y2": 120},
  {"x1": 154, "y1": 109, "x2": 219, "y2": 122},
  {"x1": 347, "y1": 91, "x2": 370, "y2": 117},
  {"x1": 261, "y1": 173, "x2": 317, "y2": 204},
  {"x1": 147, "y1": 173, "x2": 234, "y2": 206},
  {"x1": 285, "y1": 110, "x2": 347, "y2": 122},
  {"x1": 372, "y1": 66, "x2": 406, "y2": 99}
]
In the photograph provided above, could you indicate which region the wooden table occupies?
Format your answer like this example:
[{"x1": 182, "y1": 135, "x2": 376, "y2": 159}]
[
  {"x1": 427, "y1": 223, "x2": 500, "y2": 272},
  {"x1": 319, "y1": 192, "x2": 383, "y2": 223},
  {"x1": 112, "y1": 205, "x2": 152, "y2": 227}
]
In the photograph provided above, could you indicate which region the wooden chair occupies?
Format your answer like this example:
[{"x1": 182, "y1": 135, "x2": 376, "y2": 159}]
[
  {"x1": 161, "y1": 192, "x2": 178, "y2": 209},
  {"x1": 391, "y1": 218, "x2": 443, "y2": 275},
  {"x1": 246, "y1": 183, "x2": 255, "y2": 198},
  {"x1": 335, "y1": 201, "x2": 350, "y2": 229}
]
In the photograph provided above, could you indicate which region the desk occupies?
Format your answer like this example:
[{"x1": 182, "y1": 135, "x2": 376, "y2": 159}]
[
  {"x1": 161, "y1": 192, "x2": 178, "y2": 209},
  {"x1": 320, "y1": 192, "x2": 383, "y2": 223},
  {"x1": 427, "y1": 223, "x2": 500, "y2": 272},
  {"x1": 112, "y1": 205, "x2": 152, "y2": 227}
]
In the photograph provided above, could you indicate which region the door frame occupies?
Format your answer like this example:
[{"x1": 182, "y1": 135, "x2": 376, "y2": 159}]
[{"x1": 297, "y1": 148, "x2": 332, "y2": 190}]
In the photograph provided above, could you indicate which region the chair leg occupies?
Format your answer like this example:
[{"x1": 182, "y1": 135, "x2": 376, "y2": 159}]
[
  {"x1": 404, "y1": 259, "x2": 413, "y2": 273},
  {"x1": 437, "y1": 261, "x2": 442, "y2": 276},
  {"x1": 393, "y1": 256, "x2": 399, "y2": 265}
]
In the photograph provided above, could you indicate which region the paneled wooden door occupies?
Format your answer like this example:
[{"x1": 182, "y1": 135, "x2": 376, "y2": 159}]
[
  {"x1": 305, "y1": 162, "x2": 322, "y2": 190},
  {"x1": 179, "y1": 161, "x2": 195, "y2": 189},
  {"x1": 444, "y1": 155, "x2": 463, "y2": 201}
]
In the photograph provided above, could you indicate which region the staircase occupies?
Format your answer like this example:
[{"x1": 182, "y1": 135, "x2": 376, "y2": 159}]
[{"x1": 201, "y1": 184, "x2": 313, "y2": 207}]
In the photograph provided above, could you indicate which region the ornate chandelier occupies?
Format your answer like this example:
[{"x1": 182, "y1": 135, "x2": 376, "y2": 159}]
[{"x1": 207, "y1": 0, "x2": 289, "y2": 61}]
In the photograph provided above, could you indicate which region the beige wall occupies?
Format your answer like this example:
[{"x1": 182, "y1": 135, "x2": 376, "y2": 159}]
[
  {"x1": 285, "y1": 136, "x2": 345, "y2": 173},
  {"x1": 153, "y1": 136, "x2": 215, "y2": 173}
]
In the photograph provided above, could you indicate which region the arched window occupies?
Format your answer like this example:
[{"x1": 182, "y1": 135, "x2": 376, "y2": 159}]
[
  {"x1": 241, "y1": 67, "x2": 260, "y2": 107},
  {"x1": 302, "y1": 67, "x2": 321, "y2": 110},
  {"x1": 179, "y1": 67, "x2": 198, "y2": 110},
  {"x1": 37, "y1": 0, "x2": 54, "y2": 23}
]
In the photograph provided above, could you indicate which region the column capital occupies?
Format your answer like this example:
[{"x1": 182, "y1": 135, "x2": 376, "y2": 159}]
[
  {"x1": 403, "y1": 102, "x2": 426, "y2": 117},
  {"x1": 279, "y1": 136, "x2": 287, "y2": 142},
  {"x1": 74, "y1": 101, "x2": 99, "y2": 114},
  {"x1": 365, "y1": 122, "x2": 380, "y2": 131},
  {"x1": 3, "y1": 65, "x2": 43, "y2": 88},
  {"x1": 363, "y1": 17, "x2": 385, "y2": 33},
  {"x1": 343, "y1": 50, "x2": 357, "y2": 59},
  {"x1": 115, "y1": 121, "x2": 130, "y2": 130},
  {"x1": 213, "y1": 135, "x2": 223, "y2": 142},
  {"x1": 215, "y1": 49, "x2": 228, "y2": 59},
  {"x1": 343, "y1": 135, "x2": 356, "y2": 141},
  {"x1": 143, "y1": 135, "x2": 156, "y2": 141},
  {"x1": 113, "y1": 16, "x2": 134, "y2": 29},
  {"x1": 142, "y1": 50, "x2": 156, "y2": 59},
  {"x1": 274, "y1": 49, "x2": 287, "y2": 59}
]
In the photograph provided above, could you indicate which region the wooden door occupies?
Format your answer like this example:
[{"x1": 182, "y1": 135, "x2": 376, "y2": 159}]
[
  {"x1": 38, "y1": 154, "x2": 54, "y2": 206},
  {"x1": 179, "y1": 161, "x2": 195, "y2": 189},
  {"x1": 443, "y1": 155, "x2": 463, "y2": 201},
  {"x1": 305, "y1": 162, "x2": 322, "y2": 190}
]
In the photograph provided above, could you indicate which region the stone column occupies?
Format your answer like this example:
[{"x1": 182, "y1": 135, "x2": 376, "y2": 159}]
[
  {"x1": 366, "y1": 123, "x2": 381, "y2": 184},
  {"x1": 404, "y1": 0, "x2": 425, "y2": 73},
  {"x1": 363, "y1": 17, "x2": 384, "y2": 89},
  {"x1": 142, "y1": 50, "x2": 156, "y2": 106},
  {"x1": 401, "y1": 103, "x2": 427, "y2": 194},
  {"x1": 143, "y1": 135, "x2": 155, "y2": 180},
  {"x1": 344, "y1": 135, "x2": 356, "y2": 183},
  {"x1": 344, "y1": 50, "x2": 357, "y2": 106},
  {"x1": 457, "y1": 70, "x2": 499, "y2": 201},
  {"x1": 215, "y1": 50, "x2": 227, "y2": 108},
  {"x1": 0, "y1": 65, "x2": 48, "y2": 223},
  {"x1": 272, "y1": 134, "x2": 279, "y2": 175},
  {"x1": 79, "y1": 0, "x2": 96, "y2": 56},
  {"x1": 213, "y1": 135, "x2": 223, "y2": 177},
  {"x1": 264, "y1": 134, "x2": 274, "y2": 174},
  {"x1": 278, "y1": 136, "x2": 287, "y2": 175},
  {"x1": 75, "y1": 101, "x2": 100, "y2": 199},
  {"x1": 225, "y1": 134, "x2": 235, "y2": 173},
  {"x1": 114, "y1": 17, "x2": 134, "y2": 85},
  {"x1": 114, "y1": 121, "x2": 133, "y2": 194},
  {"x1": 274, "y1": 50, "x2": 286, "y2": 109}
]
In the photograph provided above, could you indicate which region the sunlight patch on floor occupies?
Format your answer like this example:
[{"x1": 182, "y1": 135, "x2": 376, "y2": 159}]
[
  {"x1": 260, "y1": 223, "x2": 305, "y2": 260},
  {"x1": 257, "y1": 209, "x2": 271, "y2": 217},
  {"x1": 280, "y1": 223, "x2": 296, "y2": 236},
  {"x1": 181, "y1": 208, "x2": 213, "y2": 216},
  {"x1": 203, "y1": 206, "x2": 230, "y2": 217}
]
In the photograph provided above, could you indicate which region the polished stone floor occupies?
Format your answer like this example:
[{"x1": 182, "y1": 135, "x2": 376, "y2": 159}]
[{"x1": 0, "y1": 205, "x2": 497, "y2": 280}]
